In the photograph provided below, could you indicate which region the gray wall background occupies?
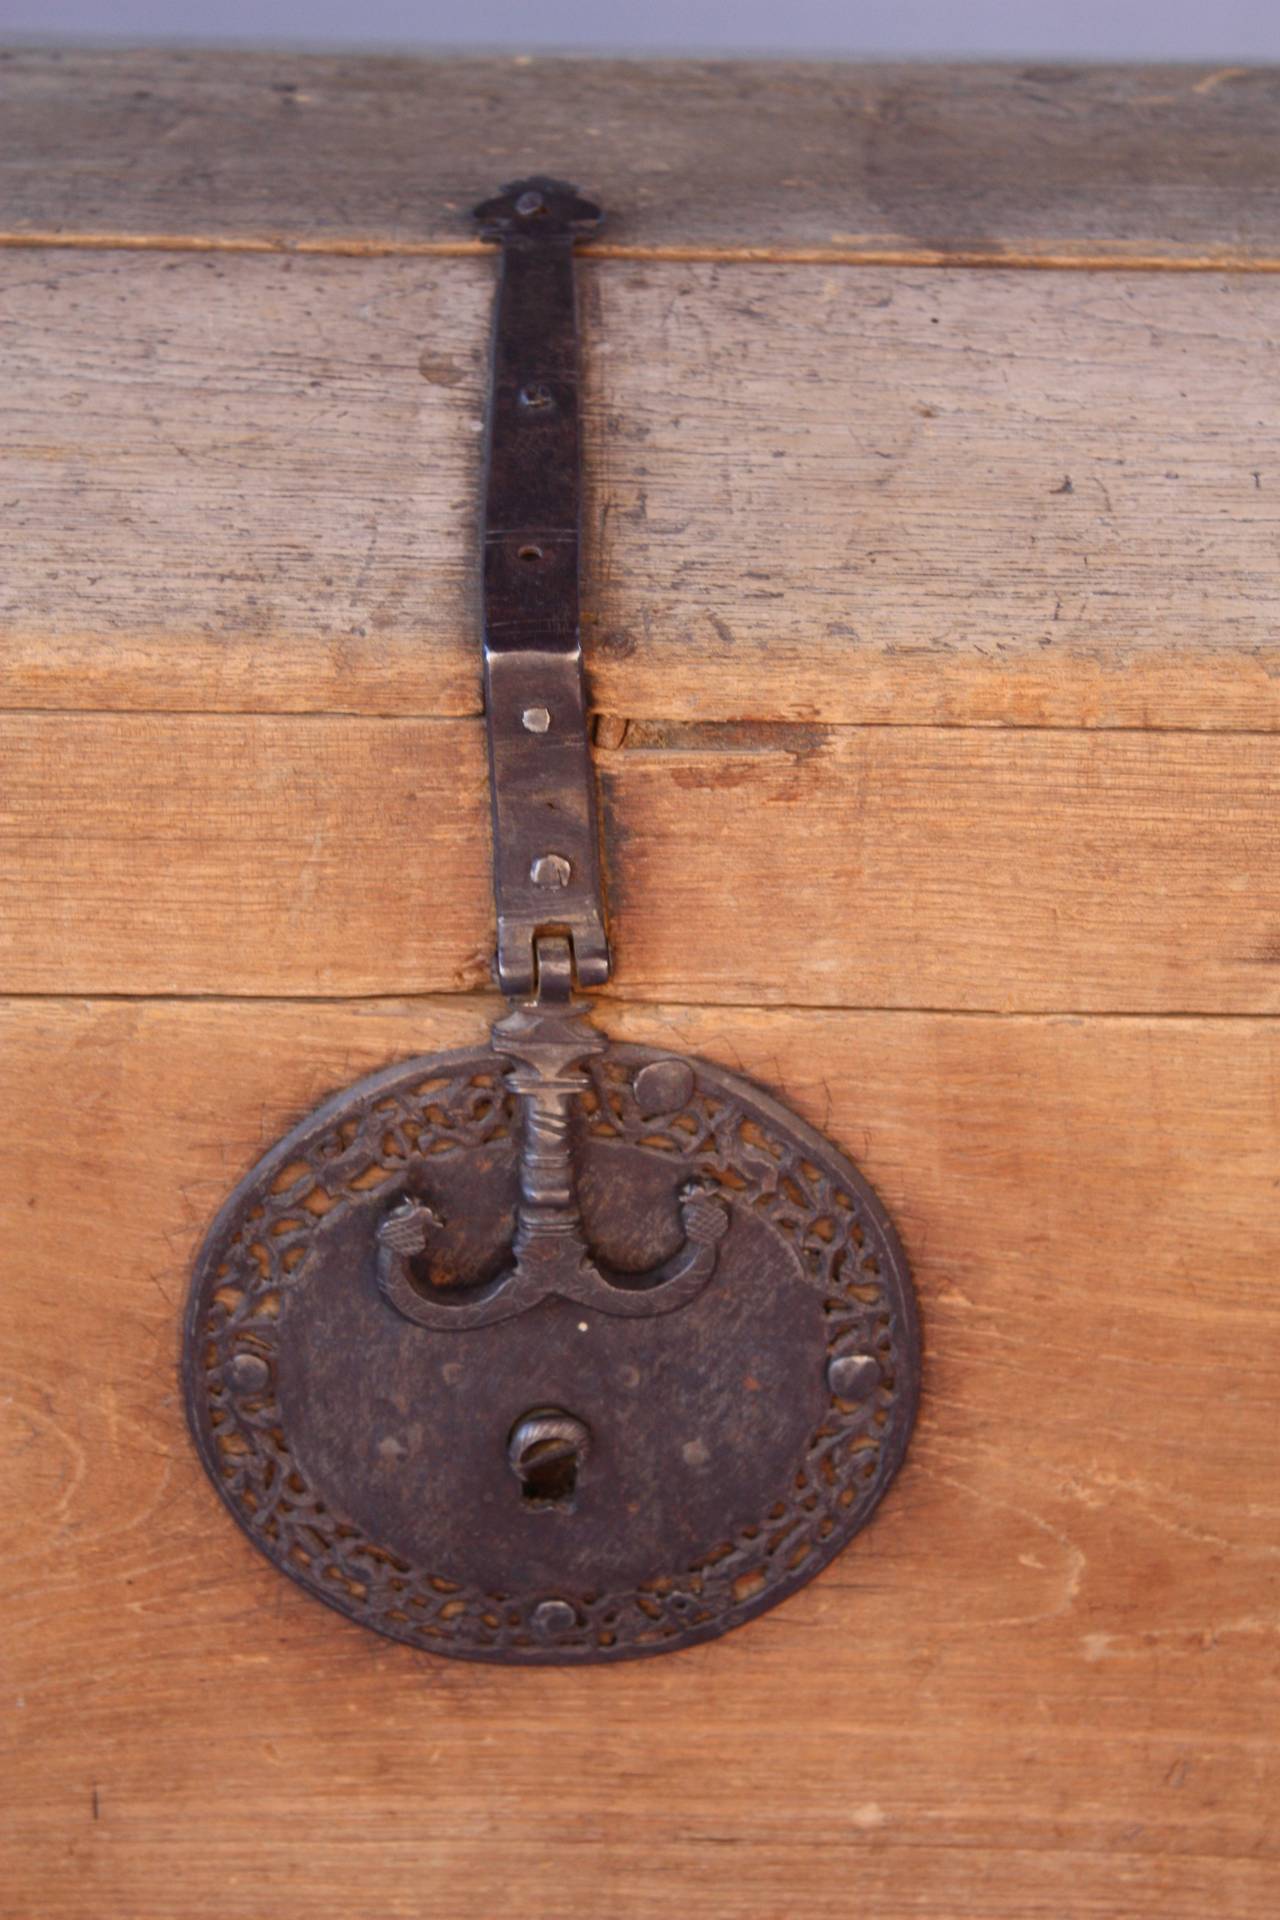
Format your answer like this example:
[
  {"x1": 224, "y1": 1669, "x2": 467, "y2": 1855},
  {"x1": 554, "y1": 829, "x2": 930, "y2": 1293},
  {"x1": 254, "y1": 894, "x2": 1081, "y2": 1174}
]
[{"x1": 2, "y1": 0, "x2": 1279, "y2": 60}]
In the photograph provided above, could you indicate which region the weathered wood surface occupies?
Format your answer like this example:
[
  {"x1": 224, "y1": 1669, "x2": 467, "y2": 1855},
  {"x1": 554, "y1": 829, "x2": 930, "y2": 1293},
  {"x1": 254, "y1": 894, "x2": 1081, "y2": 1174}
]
[
  {"x1": 2, "y1": 51, "x2": 1280, "y2": 268},
  {"x1": 2, "y1": 252, "x2": 1278, "y2": 730},
  {"x1": 4, "y1": 51, "x2": 1279, "y2": 1920},
  {"x1": 2, "y1": 996, "x2": 1276, "y2": 1919},
  {"x1": 2, "y1": 712, "x2": 1275, "y2": 1011}
]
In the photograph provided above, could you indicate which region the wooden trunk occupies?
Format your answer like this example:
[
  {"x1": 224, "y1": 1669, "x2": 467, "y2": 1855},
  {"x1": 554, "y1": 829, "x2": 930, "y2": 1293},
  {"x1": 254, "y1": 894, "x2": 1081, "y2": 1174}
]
[{"x1": 2, "y1": 51, "x2": 1278, "y2": 1920}]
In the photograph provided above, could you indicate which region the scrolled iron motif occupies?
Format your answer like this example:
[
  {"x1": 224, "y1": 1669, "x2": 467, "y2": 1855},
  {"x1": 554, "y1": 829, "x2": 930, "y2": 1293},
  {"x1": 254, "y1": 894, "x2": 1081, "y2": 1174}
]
[
  {"x1": 374, "y1": 968, "x2": 731, "y2": 1329},
  {"x1": 183, "y1": 174, "x2": 922, "y2": 1662}
]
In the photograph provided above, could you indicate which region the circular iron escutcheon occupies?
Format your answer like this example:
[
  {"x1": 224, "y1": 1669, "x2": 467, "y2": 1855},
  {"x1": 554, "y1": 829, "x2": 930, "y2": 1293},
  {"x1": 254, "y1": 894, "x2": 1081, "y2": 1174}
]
[{"x1": 183, "y1": 1040, "x2": 920, "y2": 1663}]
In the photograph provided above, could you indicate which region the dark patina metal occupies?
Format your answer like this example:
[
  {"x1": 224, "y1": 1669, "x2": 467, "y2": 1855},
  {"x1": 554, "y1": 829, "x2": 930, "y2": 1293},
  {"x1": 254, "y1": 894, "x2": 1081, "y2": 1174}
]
[
  {"x1": 475, "y1": 178, "x2": 609, "y2": 999},
  {"x1": 183, "y1": 177, "x2": 922, "y2": 1663}
]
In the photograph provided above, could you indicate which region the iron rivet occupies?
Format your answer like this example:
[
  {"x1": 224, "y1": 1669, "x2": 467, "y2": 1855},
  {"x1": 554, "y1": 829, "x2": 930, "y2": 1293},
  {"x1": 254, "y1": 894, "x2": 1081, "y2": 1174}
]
[
  {"x1": 532, "y1": 1598, "x2": 578, "y2": 1637},
  {"x1": 522, "y1": 706, "x2": 552, "y2": 733},
  {"x1": 518, "y1": 382, "x2": 554, "y2": 411},
  {"x1": 516, "y1": 190, "x2": 546, "y2": 217},
  {"x1": 530, "y1": 853, "x2": 572, "y2": 888},
  {"x1": 827, "y1": 1352, "x2": 880, "y2": 1401},
  {"x1": 226, "y1": 1352, "x2": 269, "y2": 1393},
  {"x1": 634, "y1": 1058, "x2": 696, "y2": 1117}
]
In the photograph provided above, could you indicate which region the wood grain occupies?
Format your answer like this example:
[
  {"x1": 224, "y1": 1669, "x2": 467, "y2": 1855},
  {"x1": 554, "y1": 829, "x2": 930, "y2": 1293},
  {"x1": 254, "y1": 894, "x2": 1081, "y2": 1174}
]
[
  {"x1": 5, "y1": 52, "x2": 1279, "y2": 1919},
  {"x1": 2, "y1": 52, "x2": 1280, "y2": 268},
  {"x1": 2, "y1": 995, "x2": 1276, "y2": 1918},
  {"x1": 1, "y1": 712, "x2": 1275, "y2": 1012},
  {"x1": 2, "y1": 252, "x2": 1278, "y2": 730}
]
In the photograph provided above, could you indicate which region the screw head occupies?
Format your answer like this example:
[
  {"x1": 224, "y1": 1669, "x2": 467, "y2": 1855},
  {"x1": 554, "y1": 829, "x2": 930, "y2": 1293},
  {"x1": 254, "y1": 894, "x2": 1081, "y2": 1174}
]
[
  {"x1": 826, "y1": 1352, "x2": 880, "y2": 1401},
  {"x1": 530, "y1": 853, "x2": 572, "y2": 888},
  {"x1": 521, "y1": 706, "x2": 552, "y2": 734},
  {"x1": 515, "y1": 189, "x2": 545, "y2": 217},
  {"x1": 531, "y1": 1598, "x2": 578, "y2": 1638},
  {"x1": 226, "y1": 1352, "x2": 270, "y2": 1394},
  {"x1": 518, "y1": 382, "x2": 555, "y2": 412}
]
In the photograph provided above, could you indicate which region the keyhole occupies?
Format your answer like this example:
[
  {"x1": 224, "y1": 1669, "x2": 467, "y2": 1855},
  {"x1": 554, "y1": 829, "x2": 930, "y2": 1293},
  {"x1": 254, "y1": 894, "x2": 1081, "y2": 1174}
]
[{"x1": 508, "y1": 1410, "x2": 591, "y2": 1511}]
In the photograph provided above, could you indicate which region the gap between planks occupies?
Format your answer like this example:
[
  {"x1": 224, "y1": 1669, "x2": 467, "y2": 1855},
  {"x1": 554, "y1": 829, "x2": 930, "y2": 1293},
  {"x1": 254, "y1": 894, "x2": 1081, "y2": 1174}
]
[
  {"x1": 4, "y1": 230, "x2": 1280, "y2": 273},
  {"x1": 1, "y1": 991, "x2": 1275, "y2": 1023},
  {"x1": 3, "y1": 707, "x2": 1280, "y2": 743}
]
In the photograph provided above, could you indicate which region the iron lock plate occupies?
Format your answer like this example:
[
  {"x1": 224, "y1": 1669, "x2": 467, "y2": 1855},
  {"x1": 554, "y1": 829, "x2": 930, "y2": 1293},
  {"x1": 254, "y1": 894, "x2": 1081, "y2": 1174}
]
[
  {"x1": 184, "y1": 1027, "x2": 918, "y2": 1661},
  {"x1": 183, "y1": 179, "x2": 921, "y2": 1664}
]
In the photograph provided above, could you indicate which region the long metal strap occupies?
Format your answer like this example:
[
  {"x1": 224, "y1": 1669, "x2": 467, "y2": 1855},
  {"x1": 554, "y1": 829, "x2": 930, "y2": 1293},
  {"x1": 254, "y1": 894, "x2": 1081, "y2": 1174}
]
[{"x1": 474, "y1": 177, "x2": 610, "y2": 998}]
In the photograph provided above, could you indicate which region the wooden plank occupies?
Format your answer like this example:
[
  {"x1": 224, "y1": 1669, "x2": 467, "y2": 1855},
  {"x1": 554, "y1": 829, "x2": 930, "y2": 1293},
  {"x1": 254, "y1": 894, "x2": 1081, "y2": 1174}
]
[
  {"x1": 2, "y1": 252, "x2": 1278, "y2": 731},
  {"x1": 2, "y1": 52, "x2": 1280, "y2": 269},
  {"x1": 1, "y1": 713, "x2": 1276, "y2": 1012},
  {"x1": 2, "y1": 996, "x2": 1276, "y2": 1918}
]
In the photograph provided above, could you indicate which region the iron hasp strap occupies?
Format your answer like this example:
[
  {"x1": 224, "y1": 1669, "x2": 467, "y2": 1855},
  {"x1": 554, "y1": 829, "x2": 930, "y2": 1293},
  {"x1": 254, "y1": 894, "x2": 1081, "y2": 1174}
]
[{"x1": 474, "y1": 177, "x2": 610, "y2": 997}]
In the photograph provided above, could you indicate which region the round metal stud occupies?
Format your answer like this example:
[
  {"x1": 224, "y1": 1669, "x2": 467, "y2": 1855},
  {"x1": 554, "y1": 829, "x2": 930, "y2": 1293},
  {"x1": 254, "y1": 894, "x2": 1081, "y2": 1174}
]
[
  {"x1": 530, "y1": 853, "x2": 572, "y2": 888},
  {"x1": 225, "y1": 1352, "x2": 269, "y2": 1394},
  {"x1": 633, "y1": 1058, "x2": 696, "y2": 1118},
  {"x1": 827, "y1": 1352, "x2": 880, "y2": 1401},
  {"x1": 532, "y1": 1599, "x2": 578, "y2": 1637}
]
